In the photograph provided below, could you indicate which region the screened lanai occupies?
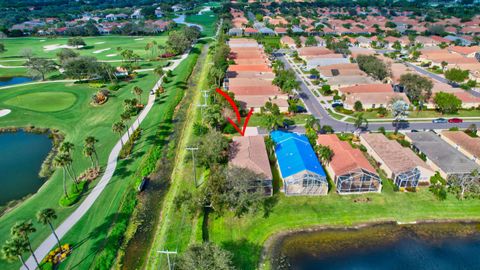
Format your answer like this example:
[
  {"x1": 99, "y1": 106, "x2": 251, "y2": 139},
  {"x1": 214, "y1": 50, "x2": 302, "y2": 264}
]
[{"x1": 336, "y1": 168, "x2": 382, "y2": 194}]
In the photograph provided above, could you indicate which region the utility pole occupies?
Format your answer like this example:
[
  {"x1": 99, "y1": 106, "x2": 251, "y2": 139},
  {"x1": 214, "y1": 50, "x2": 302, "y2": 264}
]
[
  {"x1": 198, "y1": 90, "x2": 209, "y2": 119},
  {"x1": 186, "y1": 147, "x2": 199, "y2": 187},
  {"x1": 157, "y1": 250, "x2": 177, "y2": 270}
]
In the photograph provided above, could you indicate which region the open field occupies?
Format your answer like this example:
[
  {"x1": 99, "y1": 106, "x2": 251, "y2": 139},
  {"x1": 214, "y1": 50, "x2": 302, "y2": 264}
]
[
  {"x1": 0, "y1": 72, "x2": 157, "y2": 269},
  {"x1": 185, "y1": 10, "x2": 217, "y2": 37},
  {"x1": 4, "y1": 91, "x2": 77, "y2": 112},
  {"x1": 0, "y1": 36, "x2": 168, "y2": 61}
]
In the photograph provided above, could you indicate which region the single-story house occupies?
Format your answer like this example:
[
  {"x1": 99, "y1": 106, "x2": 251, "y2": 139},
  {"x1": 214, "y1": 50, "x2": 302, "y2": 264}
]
[
  {"x1": 271, "y1": 131, "x2": 328, "y2": 195},
  {"x1": 360, "y1": 133, "x2": 434, "y2": 188},
  {"x1": 344, "y1": 92, "x2": 410, "y2": 110},
  {"x1": 405, "y1": 132, "x2": 480, "y2": 180},
  {"x1": 229, "y1": 136, "x2": 273, "y2": 195},
  {"x1": 440, "y1": 131, "x2": 480, "y2": 165},
  {"x1": 317, "y1": 134, "x2": 381, "y2": 194}
]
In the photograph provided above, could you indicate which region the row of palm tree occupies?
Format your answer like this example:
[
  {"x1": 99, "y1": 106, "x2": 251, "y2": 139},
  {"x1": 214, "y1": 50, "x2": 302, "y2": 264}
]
[
  {"x1": 113, "y1": 86, "x2": 145, "y2": 147},
  {"x1": 2, "y1": 209, "x2": 61, "y2": 270},
  {"x1": 53, "y1": 142, "x2": 78, "y2": 199}
]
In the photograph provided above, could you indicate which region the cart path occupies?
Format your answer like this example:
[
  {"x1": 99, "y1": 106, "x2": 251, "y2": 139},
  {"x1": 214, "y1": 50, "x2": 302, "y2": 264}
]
[{"x1": 21, "y1": 47, "x2": 192, "y2": 270}]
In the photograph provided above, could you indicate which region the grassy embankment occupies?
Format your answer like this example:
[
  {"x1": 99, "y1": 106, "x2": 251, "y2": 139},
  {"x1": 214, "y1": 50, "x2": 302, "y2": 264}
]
[{"x1": 144, "y1": 41, "x2": 211, "y2": 270}]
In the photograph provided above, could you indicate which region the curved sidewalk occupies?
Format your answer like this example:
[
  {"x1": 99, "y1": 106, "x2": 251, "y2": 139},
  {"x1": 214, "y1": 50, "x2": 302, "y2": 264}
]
[{"x1": 21, "y1": 48, "x2": 191, "y2": 270}]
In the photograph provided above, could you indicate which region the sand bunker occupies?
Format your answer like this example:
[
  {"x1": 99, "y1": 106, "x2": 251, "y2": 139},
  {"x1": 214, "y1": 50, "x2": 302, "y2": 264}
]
[
  {"x1": 0, "y1": 109, "x2": 11, "y2": 117},
  {"x1": 93, "y1": 48, "x2": 111, "y2": 54},
  {"x1": 94, "y1": 41, "x2": 106, "y2": 44},
  {"x1": 43, "y1": 44, "x2": 84, "y2": 51},
  {"x1": 106, "y1": 54, "x2": 118, "y2": 57},
  {"x1": 134, "y1": 38, "x2": 144, "y2": 41}
]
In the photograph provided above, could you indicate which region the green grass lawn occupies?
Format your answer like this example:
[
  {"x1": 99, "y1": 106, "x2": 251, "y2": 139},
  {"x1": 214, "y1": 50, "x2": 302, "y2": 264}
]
[
  {"x1": 185, "y1": 11, "x2": 217, "y2": 37},
  {"x1": 0, "y1": 71, "x2": 159, "y2": 269},
  {"x1": 4, "y1": 91, "x2": 77, "y2": 112},
  {"x1": 207, "y1": 182, "x2": 480, "y2": 269},
  {"x1": 54, "y1": 42, "x2": 204, "y2": 270},
  {"x1": 249, "y1": 114, "x2": 311, "y2": 128}
]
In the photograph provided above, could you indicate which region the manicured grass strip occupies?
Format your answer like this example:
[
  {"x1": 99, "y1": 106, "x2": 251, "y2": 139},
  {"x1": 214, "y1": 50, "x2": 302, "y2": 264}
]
[{"x1": 4, "y1": 91, "x2": 77, "y2": 112}]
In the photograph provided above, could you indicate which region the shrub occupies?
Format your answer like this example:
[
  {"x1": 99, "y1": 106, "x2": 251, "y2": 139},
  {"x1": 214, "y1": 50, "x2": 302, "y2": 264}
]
[
  {"x1": 377, "y1": 127, "x2": 386, "y2": 134},
  {"x1": 89, "y1": 82, "x2": 105, "y2": 88},
  {"x1": 59, "y1": 181, "x2": 88, "y2": 207},
  {"x1": 108, "y1": 84, "x2": 121, "y2": 91},
  {"x1": 193, "y1": 122, "x2": 209, "y2": 136},
  {"x1": 119, "y1": 128, "x2": 142, "y2": 159},
  {"x1": 222, "y1": 124, "x2": 237, "y2": 134},
  {"x1": 397, "y1": 139, "x2": 411, "y2": 148}
]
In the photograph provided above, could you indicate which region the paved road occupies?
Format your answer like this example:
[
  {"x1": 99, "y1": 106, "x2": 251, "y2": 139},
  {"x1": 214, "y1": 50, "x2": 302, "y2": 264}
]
[
  {"x1": 403, "y1": 61, "x2": 480, "y2": 98},
  {"x1": 278, "y1": 54, "x2": 480, "y2": 132},
  {"x1": 22, "y1": 49, "x2": 192, "y2": 270}
]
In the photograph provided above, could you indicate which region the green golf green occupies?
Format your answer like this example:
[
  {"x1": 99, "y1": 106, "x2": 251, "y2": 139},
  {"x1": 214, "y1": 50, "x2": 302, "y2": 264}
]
[{"x1": 4, "y1": 91, "x2": 77, "y2": 112}]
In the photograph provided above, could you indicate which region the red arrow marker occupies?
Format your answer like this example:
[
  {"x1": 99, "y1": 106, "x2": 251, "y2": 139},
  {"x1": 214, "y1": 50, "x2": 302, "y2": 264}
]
[
  {"x1": 216, "y1": 88, "x2": 241, "y2": 123},
  {"x1": 215, "y1": 88, "x2": 253, "y2": 136}
]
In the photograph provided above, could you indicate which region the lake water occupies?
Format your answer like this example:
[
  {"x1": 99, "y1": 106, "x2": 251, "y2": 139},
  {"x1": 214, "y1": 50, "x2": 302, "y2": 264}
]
[
  {"x1": 272, "y1": 223, "x2": 480, "y2": 270},
  {"x1": 0, "y1": 77, "x2": 34, "y2": 87},
  {"x1": 0, "y1": 131, "x2": 52, "y2": 205}
]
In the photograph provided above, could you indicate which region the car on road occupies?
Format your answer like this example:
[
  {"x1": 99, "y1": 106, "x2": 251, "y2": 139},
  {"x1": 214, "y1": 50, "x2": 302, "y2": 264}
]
[
  {"x1": 448, "y1": 118, "x2": 463, "y2": 123},
  {"x1": 432, "y1": 118, "x2": 447, "y2": 123}
]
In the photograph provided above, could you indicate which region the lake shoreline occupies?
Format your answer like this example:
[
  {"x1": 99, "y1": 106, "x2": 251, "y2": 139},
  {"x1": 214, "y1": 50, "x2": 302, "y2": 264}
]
[
  {"x1": 0, "y1": 127, "x2": 63, "y2": 216},
  {"x1": 261, "y1": 219, "x2": 480, "y2": 270}
]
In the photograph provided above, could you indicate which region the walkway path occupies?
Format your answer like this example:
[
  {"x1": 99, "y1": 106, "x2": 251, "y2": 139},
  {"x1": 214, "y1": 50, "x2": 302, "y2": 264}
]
[{"x1": 22, "y1": 47, "x2": 192, "y2": 270}]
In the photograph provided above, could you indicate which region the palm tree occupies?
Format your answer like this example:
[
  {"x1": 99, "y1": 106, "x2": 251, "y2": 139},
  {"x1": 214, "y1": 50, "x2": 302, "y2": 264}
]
[
  {"x1": 315, "y1": 145, "x2": 334, "y2": 165},
  {"x1": 112, "y1": 121, "x2": 126, "y2": 146},
  {"x1": 354, "y1": 114, "x2": 368, "y2": 130},
  {"x1": 11, "y1": 221, "x2": 40, "y2": 269},
  {"x1": 37, "y1": 209, "x2": 63, "y2": 252},
  {"x1": 2, "y1": 237, "x2": 30, "y2": 270},
  {"x1": 120, "y1": 112, "x2": 131, "y2": 136},
  {"x1": 60, "y1": 141, "x2": 74, "y2": 155},
  {"x1": 83, "y1": 145, "x2": 95, "y2": 168},
  {"x1": 305, "y1": 115, "x2": 321, "y2": 131},
  {"x1": 265, "y1": 114, "x2": 284, "y2": 131},
  {"x1": 53, "y1": 154, "x2": 69, "y2": 199},
  {"x1": 84, "y1": 136, "x2": 99, "y2": 168},
  {"x1": 132, "y1": 86, "x2": 143, "y2": 104},
  {"x1": 154, "y1": 65, "x2": 164, "y2": 81}
]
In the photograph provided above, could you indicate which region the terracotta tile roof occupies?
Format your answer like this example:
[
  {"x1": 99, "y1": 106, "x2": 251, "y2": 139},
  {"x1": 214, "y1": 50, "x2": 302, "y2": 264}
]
[
  {"x1": 227, "y1": 71, "x2": 275, "y2": 79},
  {"x1": 345, "y1": 92, "x2": 410, "y2": 107},
  {"x1": 244, "y1": 27, "x2": 259, "y2": 33},
  {"x1": 339, "y1": 84, "x2": 393, "y2": 94},
  {"x1": 441, "y1": 131, "x2": 480, "y2": 159},
  {"x1": 229, "y1": 85, "x2": 282, "y2": 96},
  {"x1": 449, "y1": 46, "x2": 480, "y2": 55},
  {"x1": 360, "y1": 133, "x2": 431, "y2": 175},
  {"x1": 228, "y1": 65, "x2": 272, "y2": 72},
  {"x1": 317, "y1": 134, "x2": 376, "y2": 177},
  {"x1": 228, "y1": 78, "x2": 273, "y2": 87},
  {"x1": 229, "y1": 136, "x2": 273, "y2": 180},
  {"x1": 298, "y1": 47, "x2": 333, "y2": 56},
  {"x1": 236, "y1": 95, "x2": 289, "y2": 109}
]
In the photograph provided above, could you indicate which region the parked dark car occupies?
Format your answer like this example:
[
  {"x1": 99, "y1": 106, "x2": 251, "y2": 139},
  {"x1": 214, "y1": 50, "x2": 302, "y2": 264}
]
[
  {"x1": 448, "y1": 118, "x2": 463, "y2": 123},
  {"x1": 432, "y1": 118, "x2": 447, "y2": 123},
  {"x1": 296, "y1": 105, "x2": 307, "y2": 113}
]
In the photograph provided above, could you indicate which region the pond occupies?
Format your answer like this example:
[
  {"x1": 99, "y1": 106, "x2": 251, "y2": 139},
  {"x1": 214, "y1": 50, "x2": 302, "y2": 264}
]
[
  {"x1": 0, "y1": 76, "x2": 34, "y2": 87},
  {"x1": 0, "y1": 131, "x2": 52, "y2": 205},
  {"x1": 271, "y1": 222, "x2": 480, "y2": 270}
]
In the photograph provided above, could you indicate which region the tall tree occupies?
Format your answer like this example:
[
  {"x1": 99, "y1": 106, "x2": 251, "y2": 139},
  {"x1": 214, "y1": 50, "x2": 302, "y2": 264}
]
[
  {"x1": 390, "y1": 98, "x2": 409, "y2": 133},
  {"x1": 399, "y1": 73, "x2": 433, "y2": 105},
  {"x1": 444, "y1": 68, "x2": 469, "y2": 83},
  {"x1": 354, "y1": 113, "x2": 368, "y2": 129},
  {"x1": 305, "y1": 115, "x2": 321, "y2": 131},
  {"x1": 36, "y1": 208, "x2": 63, "y2": 252},
  {"x1": 2, "y1": 237, "x2": 30, "y2": 270},
  {"x1": 433, "y1": 92, "x2": 462, "y2": 114},
  {"x1": 112, "y1": 121, "x2": 126, "y2": 146},
  {"x1": 356, "y1": 54, "x2": 390, "y2": 81},
  {"x1": 11, "y1": 221, "x2": 40, "y2": 269},
  {"x1": 53, "y1": 154, "x2": 69, "y2": 198},
  {"x1": 132, "y1": 86, "x2": 143, "y2": 104},
  {"x1": 25, "y1": 57, "x2": 56, "y2": 80},
  {"x1": 154, "y1": 65, "x2": 164, "y2": 81},
  {"x1": 448, "y1": 170, "x2": 480, "y2": 200},
  {"x1": 177, "y1": 242, "x2": 234, "y2": 270},
  {"x1": 84, "y1": 136, "x2": 99, "y2": 168}
]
